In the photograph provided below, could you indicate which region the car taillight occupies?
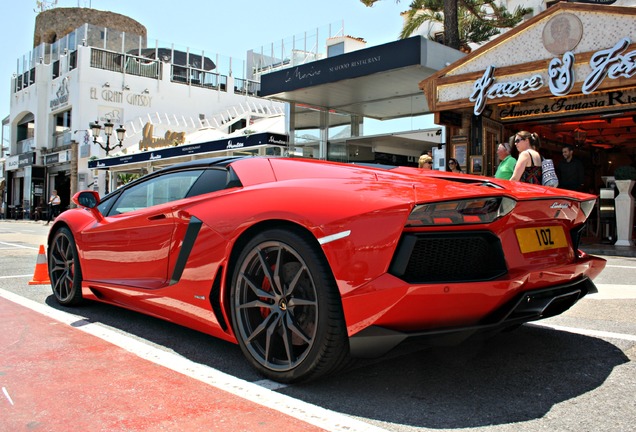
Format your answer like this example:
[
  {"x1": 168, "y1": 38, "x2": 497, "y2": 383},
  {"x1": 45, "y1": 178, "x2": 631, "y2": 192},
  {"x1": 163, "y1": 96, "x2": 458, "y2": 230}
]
[
  {"x1": 580, "y1": 199, "x2": 596, "y2": 219},
  {"x1": 406, "y1": 196, "x2": 516, "y2": 226}
]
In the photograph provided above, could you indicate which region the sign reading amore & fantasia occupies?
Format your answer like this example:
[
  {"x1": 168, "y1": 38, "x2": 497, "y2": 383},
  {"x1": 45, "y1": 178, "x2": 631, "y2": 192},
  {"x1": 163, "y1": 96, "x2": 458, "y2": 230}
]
[{"x1": 469, "y1": 37, "x2": 636, "y2": 119}]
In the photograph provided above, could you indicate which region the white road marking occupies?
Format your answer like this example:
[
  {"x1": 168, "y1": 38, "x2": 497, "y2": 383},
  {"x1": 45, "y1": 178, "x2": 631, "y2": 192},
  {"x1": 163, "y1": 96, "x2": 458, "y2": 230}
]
[
  {"x1": 0, "y1": 242, "x2": 39, "y2": 250},
  {"x1": 589, "y1": 284, "x2": 636, "y2": 300},
  {"x1": 530, "y1": 322, "x2": 636, "y2": 342},
  {"x1": 0, "y1": 288, "x2": 388, "y2": 432},
  {"x1": 0, "y1": 275, "x2": 32, "y2": 279},
  {"x1": 2, "y1": 387, "x2": 14, "y2": 406}
]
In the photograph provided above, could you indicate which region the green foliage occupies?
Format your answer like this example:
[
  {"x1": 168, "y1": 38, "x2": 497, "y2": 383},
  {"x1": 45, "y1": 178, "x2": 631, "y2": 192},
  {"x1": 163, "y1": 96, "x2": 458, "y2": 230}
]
[
  {"x1": 117, "y1": 173, "x2": 141, "y2": 186},
  {"x1": 615, "y1": 165, "x2": 636, "y2": 181},
  {"x1": 404, "y1": 0, "x2": 532, "y2": 45},
  {"x1": 361, "y1": 0, "x2": 532, "y2": 48}
]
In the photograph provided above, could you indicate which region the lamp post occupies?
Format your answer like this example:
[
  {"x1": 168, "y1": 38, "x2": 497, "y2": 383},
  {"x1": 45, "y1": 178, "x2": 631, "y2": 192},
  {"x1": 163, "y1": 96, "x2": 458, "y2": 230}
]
[{"x1": 89, "y1": 119, "x2": 125, "y2": 155}]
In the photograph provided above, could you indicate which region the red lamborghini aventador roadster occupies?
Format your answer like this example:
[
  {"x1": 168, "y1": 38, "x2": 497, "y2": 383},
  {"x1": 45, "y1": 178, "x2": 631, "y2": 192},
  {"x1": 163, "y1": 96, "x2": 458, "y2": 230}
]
[{"x1": 47, "y1": 156, "x2": 605, "y2": 383}]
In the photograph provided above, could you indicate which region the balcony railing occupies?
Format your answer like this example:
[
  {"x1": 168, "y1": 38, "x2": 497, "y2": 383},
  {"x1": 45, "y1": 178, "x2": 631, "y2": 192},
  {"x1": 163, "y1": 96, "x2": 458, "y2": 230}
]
[
  {"x1": 14, "y1": 22, "x2": 256, "y2": 94},
  {"x1": 234, "y1": 78, "x2": 261, "y2": 96},
  {"x1": 90, "y1": 48, "x2": 161, "y2": 79},
  {"x1": 18, "y1": 138, "x2": 35, "y2": 154},
  {"x1": 53, "y1": 130, "x2": 72, "y2": 148},
  {"x1": 171, "y1": 65, "x2": 227, "y2": 90}
]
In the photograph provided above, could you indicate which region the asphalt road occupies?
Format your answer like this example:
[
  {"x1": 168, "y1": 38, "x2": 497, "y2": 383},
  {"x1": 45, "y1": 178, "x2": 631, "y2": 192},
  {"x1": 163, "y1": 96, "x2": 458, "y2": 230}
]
[{"x1": 1, "y1": 220, "x2": 635, "y2": 432}]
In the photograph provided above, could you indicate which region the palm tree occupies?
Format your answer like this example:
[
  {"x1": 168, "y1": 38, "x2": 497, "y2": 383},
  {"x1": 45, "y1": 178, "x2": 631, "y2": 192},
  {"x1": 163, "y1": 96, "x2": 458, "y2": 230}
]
[
  {"x1": 361, "y1": 0, "x2": 531, "y2": 50},
  {"x1": 116, "y1": 173, "x2": 140, "y2": 188}
]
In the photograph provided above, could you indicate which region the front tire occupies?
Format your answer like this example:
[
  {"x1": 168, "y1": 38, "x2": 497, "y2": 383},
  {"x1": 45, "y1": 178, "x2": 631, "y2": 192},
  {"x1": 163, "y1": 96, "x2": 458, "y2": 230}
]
[
  {"x1": 49, "y1": 227, "x2": 84, "y2": 306},
  {"x1": 230, "y1": 228, "x2": 348, "y2": 383}
]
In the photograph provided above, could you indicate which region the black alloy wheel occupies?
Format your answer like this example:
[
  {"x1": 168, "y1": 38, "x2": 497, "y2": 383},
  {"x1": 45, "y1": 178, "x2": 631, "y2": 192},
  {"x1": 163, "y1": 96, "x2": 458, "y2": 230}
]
[
  {"x1": 230, "y1": 228, "x2": 348, "y2": 383},
  {"x1": 49, "y1": 227, "x2": 84, "y2": 306}
]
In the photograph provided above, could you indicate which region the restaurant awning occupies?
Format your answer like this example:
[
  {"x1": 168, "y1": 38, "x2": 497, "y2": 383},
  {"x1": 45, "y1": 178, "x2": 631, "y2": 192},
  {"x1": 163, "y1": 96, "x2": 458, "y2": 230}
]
[
  {"x1": 88, "y1": 132, "x2": 287, "y2": 170},
  {"x1": 260, "y1": 36, "x2": 465, "y2": 121}
]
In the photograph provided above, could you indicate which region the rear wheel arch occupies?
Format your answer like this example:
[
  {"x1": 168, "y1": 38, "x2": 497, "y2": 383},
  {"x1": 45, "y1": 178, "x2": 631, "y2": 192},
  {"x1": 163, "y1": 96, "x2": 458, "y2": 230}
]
[
  {"x1": 225, "y1": 220, "x2": 330, "y2": 297},
  {"x1": 225, "y1": 220, "x2": 349, "y2": 382}
]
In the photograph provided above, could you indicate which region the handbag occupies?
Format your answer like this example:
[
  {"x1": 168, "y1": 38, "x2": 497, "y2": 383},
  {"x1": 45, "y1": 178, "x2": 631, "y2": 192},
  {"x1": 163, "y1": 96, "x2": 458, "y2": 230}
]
[{"x1": 541, "y1": 158, "x2": 559, "y2": 187}]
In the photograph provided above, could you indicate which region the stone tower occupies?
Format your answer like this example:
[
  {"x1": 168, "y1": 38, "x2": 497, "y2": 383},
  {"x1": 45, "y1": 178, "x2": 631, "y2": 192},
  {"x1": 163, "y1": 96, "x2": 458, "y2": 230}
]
[{"x1": 34, "y1": 7, "x2": 147, "y2": 49}]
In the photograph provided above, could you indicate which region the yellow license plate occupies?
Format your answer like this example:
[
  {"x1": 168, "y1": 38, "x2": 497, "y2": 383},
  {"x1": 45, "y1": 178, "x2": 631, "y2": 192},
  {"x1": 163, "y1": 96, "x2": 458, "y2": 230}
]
[{"x1": 515, "y1": 226, "x2": 568, "y2": 253}]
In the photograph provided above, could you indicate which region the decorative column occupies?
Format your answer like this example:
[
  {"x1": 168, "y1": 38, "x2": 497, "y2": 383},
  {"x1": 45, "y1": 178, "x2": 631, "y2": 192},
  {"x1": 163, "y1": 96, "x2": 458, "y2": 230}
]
[{"x1": 614, "y1": 180, "x2": 635, "y2": 246}]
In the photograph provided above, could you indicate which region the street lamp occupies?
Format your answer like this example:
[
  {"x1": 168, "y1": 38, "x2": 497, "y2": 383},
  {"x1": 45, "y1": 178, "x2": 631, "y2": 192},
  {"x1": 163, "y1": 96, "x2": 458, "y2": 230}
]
[{"x1": 89, "y1": 119, "x2": 126, "y2": 155}]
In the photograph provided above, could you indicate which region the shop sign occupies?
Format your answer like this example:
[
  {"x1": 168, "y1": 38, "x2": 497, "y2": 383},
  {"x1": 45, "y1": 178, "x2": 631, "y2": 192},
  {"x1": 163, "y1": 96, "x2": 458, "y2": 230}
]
[
  {"x1": 44, "y1": 150, "x2": 71, "y2": 165},
  {"x1": 90, "y1": 88, "x2": 152, "y2": 108},
  {"x1": 497, "y1": 88, "x2": 636, "y2": 121},
  {"x1": 139, "y1": 123, "x2": 185, "y2": 150},
  {"x1": 19, "y1": 152, "x2": 35, "y2": 167},
  {"x1": 268, "y1": 135, "x2": 287, "y2": 145},
  {"x1": 45, "y1": 153, "x2": 59, "y2": 165},
  {"x1": 6, "y1": 152, "x2": 36, "y2": 170},
  {"x1": 262, "y1": 37, "x2": 423, "y2": 94},
  {"x1": 97, "y1": 107, "x2": 124, "y2": 126},
  {"x1": 50, "y1": 77, "x2": 70, "y2": 110},
  {"x1": 470, "y1": 37, "x2": 636, "y2": 116},
  {"x1": 5, "y1": 155, "x2": 19, "y2": 171}
]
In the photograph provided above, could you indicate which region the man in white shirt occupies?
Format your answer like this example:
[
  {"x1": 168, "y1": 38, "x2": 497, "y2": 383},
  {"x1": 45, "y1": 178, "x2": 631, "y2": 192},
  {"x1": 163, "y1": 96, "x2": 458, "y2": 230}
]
[{"x1": 45, "y1": 190, "x2": 61, "y2": 225}]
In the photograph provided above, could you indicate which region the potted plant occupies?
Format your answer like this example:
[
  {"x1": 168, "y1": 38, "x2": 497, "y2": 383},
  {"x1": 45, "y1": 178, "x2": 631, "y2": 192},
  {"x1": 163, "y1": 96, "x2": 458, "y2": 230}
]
[
  {"x1": 615, "y1": 165, "x2": 636, "y2": 181},
  {"x1": 613, "y1": 165, "x2": 636, "y2": 246}
]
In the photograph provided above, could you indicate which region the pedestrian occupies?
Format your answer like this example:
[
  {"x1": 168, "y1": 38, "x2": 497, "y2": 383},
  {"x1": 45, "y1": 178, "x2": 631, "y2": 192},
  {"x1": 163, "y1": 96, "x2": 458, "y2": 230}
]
[
  {"x1": 494, "y1": 137, "x2": 517, "y2": 180},
  {"x1": 446, "y1": 158, "x2": 463, "y2": 173},
  {"x1": 556, "y1": 144, "x2": 585, "y2": 191},
  {"x1": 510, "y1": 131, "x2": 542, "y2": 184},
  {"x1": 45, "y1": 189, "x2": 61, "y2": 226},
  {"x1": 418, "y1": 154, "x2": 433, "y2": 169}
]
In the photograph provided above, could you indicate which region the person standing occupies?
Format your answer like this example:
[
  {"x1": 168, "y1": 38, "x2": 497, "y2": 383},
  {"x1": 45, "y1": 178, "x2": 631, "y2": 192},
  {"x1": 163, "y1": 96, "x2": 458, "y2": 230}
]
[
  {"x1": 556, "y1": 144, "x2": 585, "y2": 191},
  {"x1": 510, "y1": 131, "x2": 542, "y2": 184},
  {"x1": 494, "y1": 138, "x2": 517, "y2": 180},
  {"x1": 446, "y1": 158, "x2": 463, "y2": 173},
  {"x1": 45, "y1": 189, "x2": 61, "y2": 226},
  {"x1": 418, "y1": 154, "x2": 433, "y2": 169}
]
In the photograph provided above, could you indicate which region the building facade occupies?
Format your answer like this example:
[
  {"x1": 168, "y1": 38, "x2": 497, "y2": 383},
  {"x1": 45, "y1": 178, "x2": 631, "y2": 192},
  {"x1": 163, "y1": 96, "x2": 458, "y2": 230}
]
[
  {"x1": 420, "y1": 3, "x2": 636, "y2": 187},
  {"x1": 3, "y1": 7, "x2": 284, "y2": 220}
]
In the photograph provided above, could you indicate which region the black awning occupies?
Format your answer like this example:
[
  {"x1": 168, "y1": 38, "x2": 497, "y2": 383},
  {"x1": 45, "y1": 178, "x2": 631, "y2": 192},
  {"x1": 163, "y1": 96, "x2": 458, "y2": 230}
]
[{"x1": 88, "y1": 132, "x2": 287, "y2": 169}]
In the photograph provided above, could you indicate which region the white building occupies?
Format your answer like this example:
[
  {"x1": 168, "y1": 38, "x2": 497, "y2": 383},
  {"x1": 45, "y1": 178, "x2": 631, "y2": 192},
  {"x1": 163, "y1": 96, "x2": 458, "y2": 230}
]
[{"x1": 2, "y1": 8, "x2": 285, "y2": 219}]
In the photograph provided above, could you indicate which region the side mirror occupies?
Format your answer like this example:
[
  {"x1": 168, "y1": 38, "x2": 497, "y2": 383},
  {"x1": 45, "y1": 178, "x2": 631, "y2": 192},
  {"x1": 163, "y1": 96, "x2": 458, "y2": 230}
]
[{"x1": 72, "y1": 191, "x2": 100, "y2": 209}]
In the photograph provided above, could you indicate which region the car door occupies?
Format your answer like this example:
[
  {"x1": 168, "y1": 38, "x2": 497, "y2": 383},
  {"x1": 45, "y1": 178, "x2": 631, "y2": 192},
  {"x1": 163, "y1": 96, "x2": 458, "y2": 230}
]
[{"x1": 80, "y1": 169, "x2": 204, "y2": 288}]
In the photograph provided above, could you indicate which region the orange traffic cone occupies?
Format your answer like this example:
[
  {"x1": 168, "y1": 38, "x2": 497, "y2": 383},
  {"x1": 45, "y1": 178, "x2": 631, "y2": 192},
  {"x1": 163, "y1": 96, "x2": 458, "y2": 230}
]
[{"x1": 29, "y1": 245, "x2": 51, "y2": 285}]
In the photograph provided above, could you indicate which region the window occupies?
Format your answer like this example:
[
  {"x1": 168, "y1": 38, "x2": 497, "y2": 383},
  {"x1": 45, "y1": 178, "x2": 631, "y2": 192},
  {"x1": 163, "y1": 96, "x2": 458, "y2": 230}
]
[
  {"x1": 187, "y1": 167, "x2": 240, "y2": 197},
  {"x1": 110, "y1": 170, "x2": 203, "y2": 215},
  {"x1": 327, "y1": 42, "x2": 344, "y2": 58}
]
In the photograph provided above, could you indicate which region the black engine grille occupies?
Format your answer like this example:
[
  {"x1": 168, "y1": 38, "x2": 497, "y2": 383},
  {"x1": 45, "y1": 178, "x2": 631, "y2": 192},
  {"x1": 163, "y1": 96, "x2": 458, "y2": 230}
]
[{"x1": 389, "y1": 231, "x2": 508, "y2": 283}]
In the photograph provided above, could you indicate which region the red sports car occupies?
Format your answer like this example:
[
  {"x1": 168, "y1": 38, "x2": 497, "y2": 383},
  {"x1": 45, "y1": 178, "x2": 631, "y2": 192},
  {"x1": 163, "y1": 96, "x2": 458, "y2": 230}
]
[{"x1": 47, "y1": 156, "x2": 605, "y2": 383}]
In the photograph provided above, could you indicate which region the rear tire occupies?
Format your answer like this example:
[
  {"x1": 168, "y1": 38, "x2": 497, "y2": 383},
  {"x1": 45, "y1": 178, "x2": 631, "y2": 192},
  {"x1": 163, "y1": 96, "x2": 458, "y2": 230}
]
[
  {"x1": 49, "y1": 227, "x2": 84, "y2": 306},
  {"x1": 230, "y1": 228, "x2": 349, "y2": 383}
]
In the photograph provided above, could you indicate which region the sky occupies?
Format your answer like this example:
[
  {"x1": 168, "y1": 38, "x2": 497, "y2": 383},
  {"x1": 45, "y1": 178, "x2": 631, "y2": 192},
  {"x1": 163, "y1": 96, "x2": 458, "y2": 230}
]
[{"x1": 0, "y1": 0, "x2": 409, "y2": 121}]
